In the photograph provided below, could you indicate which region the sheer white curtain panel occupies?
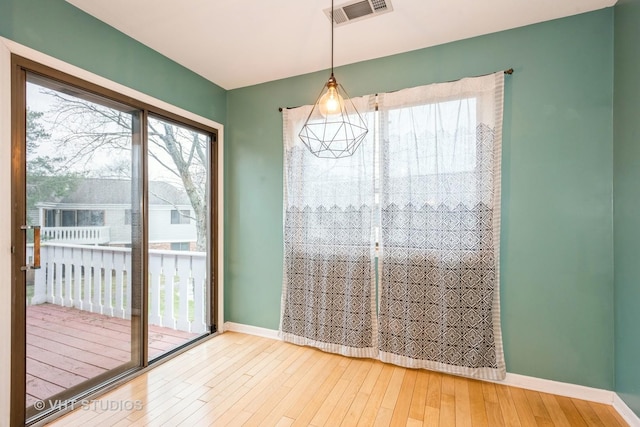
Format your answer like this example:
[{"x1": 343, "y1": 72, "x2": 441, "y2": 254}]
[
  {"x1": 377, "y1": 72, "x2": 506, "y2": 380},
  {"x1": 279, "y1": 96, "x2": 379, "y2": 358}
]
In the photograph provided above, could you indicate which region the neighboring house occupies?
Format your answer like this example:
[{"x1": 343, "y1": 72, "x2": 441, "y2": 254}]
[{"x1": 33, "y1": 178, "x2": 197, "y2": 250}]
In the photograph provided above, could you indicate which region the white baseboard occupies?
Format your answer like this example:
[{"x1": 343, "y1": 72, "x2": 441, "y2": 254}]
[
  {"x1": 493, "y1": 373, "x2": 613, "y2": 404},
  {"x1": 223, "y1": 321, "x2": 281, "y2": 340},
  {"x1": 613, "y1": 394, "x2": 640, "y2": 427},
  {"x1": 221, "y1": 322, "x2": 640, "y2": 424}
]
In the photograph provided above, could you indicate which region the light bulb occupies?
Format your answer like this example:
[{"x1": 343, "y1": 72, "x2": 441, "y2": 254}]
[{"x1": 318, "y1": 84, "x2": 344, "y2": 118}]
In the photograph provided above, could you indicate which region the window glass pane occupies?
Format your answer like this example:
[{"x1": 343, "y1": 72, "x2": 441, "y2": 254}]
[
  {"x1": 77, "y1": 210, "x2": 105, "y2": 226},
  {"x1": 170, "y1": 242, "x2": 190, "y2": 251},
  {"x1": 147, "y1": 115, "x2": 210, "y2": 360},
  {"x1": 170, "y1": 209, "x2": 190, "y2": 225},
  {"x1": 297, "y1": 110, "x2": 376, "y2": 208},
  {"x1": 19, "y1": 64, "x2": 216, "y2": 423},
  {"x1": 44, "y1": 209, "x2": 56, "y2": 227},
  {"x1": 25, "y1": 75, "x2": 138, "y2": 418},
  {"x1": 61, "y1": 210, "x2": 75, "y2": 226},
  {"x1": 386, "y1": 98, "x2": 477, "y2": 176},
  {"x1": 170, "y1": 209, "x2": 179, "y2": 224}
]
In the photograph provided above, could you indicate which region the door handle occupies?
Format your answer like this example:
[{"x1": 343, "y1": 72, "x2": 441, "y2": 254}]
[{"x1": 21, "y1": 225, "x2": 41, "y2": 271}]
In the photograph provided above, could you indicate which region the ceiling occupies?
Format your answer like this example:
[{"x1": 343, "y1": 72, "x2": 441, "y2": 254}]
[{"x1": 67, "y1": 0, "x2": 616, "y2": 90}]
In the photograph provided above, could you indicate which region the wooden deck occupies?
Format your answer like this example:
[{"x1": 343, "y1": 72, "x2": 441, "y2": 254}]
[{"x1": 26, "y1": 303, "x2": 198, "y2": 407}]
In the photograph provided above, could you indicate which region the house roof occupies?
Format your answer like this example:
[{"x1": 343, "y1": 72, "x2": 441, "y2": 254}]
[{"x1": 49, "y1": 178, "x2": 191, "y2": 206}]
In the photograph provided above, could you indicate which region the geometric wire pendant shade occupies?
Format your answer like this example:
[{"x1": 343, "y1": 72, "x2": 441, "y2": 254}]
[
  {"x1": 298, "y1": 75, "x2": 368, "y2": 158},
  {"x1": 298, "y1": 0, "x2": 368, "y2": 158}
]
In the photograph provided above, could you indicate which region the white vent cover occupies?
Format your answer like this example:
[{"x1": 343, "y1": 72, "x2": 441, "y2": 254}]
[{"x1": 324, "y1": 0, "x2": 393, "y2": 26}]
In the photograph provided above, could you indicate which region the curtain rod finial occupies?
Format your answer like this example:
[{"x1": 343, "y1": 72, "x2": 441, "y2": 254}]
[{"x1": 504, "y1": 68, "x2": 514, "y2": 75}]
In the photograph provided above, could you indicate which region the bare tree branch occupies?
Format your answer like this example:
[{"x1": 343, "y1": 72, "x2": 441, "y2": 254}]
[{"x1": 41, "y1": 90, "x2": 210, "y2": 251}]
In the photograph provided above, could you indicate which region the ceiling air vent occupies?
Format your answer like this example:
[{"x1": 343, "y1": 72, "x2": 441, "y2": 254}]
[{"x1": 324, "y1": 0, "x2": 393, "y2": 26}]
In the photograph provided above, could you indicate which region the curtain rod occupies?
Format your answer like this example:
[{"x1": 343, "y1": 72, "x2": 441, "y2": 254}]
[{"x1": 278, "y1": 68, "x2": 514, "y2": 112}]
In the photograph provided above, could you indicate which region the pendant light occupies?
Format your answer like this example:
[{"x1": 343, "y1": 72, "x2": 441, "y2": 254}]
[{"x1": 298, "y1": 0, "x2": 368, "y2": 158}]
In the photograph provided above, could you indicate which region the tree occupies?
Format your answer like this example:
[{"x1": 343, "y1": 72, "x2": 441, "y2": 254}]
[
  {"x1": 41, "y1": 90, "x2": 209, "y2": 251},
  {"x1": 26, "y1": 108, "x2": 79, "y2": 220},
  {"x1": 148, "y1": 117, "x2": 208, "y2": 251}
]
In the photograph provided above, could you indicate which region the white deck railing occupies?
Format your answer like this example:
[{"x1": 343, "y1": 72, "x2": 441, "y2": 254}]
[
  {"x1": 42, "y1": 226, "x2": 111, "y2": 245},
  {"x1": 27, "y1": 243, "x2": 207, "y2": 333}
]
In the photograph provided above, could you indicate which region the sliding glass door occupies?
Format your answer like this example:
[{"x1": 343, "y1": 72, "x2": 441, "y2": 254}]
[
  {"x1": 146, "y1": 116, "x2": 212, "y2": 360},
  {"x1": 22, "y1": 73, "x2": 143, "y2": 421},
  {"x1": 11, "y1": 56, "x2": 218, "y2": 426}
]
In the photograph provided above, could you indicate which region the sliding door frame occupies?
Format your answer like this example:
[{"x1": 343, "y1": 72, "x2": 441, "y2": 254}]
[
  {"x1": 9, "y1": 53, "x2": 221, "y2": 426},
  {"x1": 10, "y1": 50, "x2": 27, "y2": 427}
]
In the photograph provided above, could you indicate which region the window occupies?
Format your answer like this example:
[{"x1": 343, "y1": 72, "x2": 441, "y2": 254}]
[
  {"x1": 61, "y1": 210, "x2": 75, "y2": 226},
  {"x1": 59, "y1": 209, "x2": 105, "y2": 227},
  {"x1": 280, "y1": 72, "x2": 505, "y2": 379},
  {"x1": 44, "y1": 209, "x2": 56, "y2": 227},
  {"x1": 77, "y1": 210, "x2": 105, "y2": 226},
  {"x1": 170, "y1": 209, "x2": 190, "y2": 224},
  {"x1": 170, "y1": 242, "x2": 190, "y2": 251}
]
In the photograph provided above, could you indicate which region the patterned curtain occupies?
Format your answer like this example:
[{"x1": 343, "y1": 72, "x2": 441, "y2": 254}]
[
  {"x1": 279, "y1": 97, "x2": 378, "y2": 358},
  {"x1": 377, "y1": 73, "x2": 506, "y2": 380}
]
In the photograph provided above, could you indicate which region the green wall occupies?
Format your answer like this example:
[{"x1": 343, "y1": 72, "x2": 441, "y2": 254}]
[
  {"x1": 226, "y1": 10, "x2": 615, "y2": 389},
  {"x1": 0, "y1": 0, "x2": 227, "y2": 124},
  {"x1": 0, "y1": 0, "x2": 626, "y2": 398},
  {"x1": 614, "y1": 0, "x2": 640, "y2": 417}
]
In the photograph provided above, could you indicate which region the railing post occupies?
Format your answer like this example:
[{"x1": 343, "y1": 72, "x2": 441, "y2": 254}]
[
  {"x1": 176, "y1": 255, "x2": 191, "y2": 332},
  {"x1": 103, "y1": 250, "x2": 114, "y2": 317},
  {"x1": 63, "y1": 244, "x2": 73, "y2": 307},
  {"x1": 45, "y1": 251, "x2": 55, "y2": 304},
  {"x1": 31, "y1": 245, "x2": 48, "y2": 305},
  {"x1": 113, "y1": 250, "x2": 126, "y2": 318},
  {"x1": 73, "y1": 246, "x2": 83, "y2": 310},
  {"x1": 162, "y1": 254, "x2": 177, "y2": 330},
  {"x1": 82, "y1": 247, "x2": 93, "y2": 312},
  {"x1": 52, "y1": 245, "x2": 64, "y2": 305},
  {"x1": 91, "y1": 248, "x2": 103, "y2": 314},
  {"x1": 191, "y1": 254, "x2": 207, "y2": 334},
  {"x1": 123, "y1": 251, "x2": 131, "y2": 320},
  {"x1": 148, "y1": 253, "x2": 162, "y2": 326}
]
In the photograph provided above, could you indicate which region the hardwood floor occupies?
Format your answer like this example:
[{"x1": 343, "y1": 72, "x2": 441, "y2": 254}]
[
  {"x1": 46, "y1": 332, "x2": 628, "y2": 427},
  {"x1": 26, "y1": 303, "x2": 197, "y2": 406}
]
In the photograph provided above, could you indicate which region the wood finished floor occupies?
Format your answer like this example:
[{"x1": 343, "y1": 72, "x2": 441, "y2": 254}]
[
  {"x1": 27, "y1": 303, "x2": 197, "y2": 407},
  {"x1": 46, "y1": 332, "x2": 628, "y2": 427}
]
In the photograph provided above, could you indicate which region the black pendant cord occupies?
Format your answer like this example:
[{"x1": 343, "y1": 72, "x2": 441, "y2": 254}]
[{"x1": 330, "y1": 0, "x2": 334, "y2": 76}]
